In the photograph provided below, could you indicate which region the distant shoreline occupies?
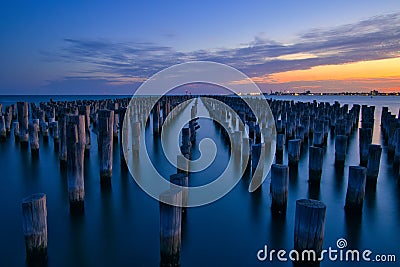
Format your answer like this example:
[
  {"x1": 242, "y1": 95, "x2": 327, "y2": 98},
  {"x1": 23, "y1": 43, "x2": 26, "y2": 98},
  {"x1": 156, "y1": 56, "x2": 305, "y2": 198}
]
[{"x1": 0, "y1": 92, "x2": 400, "y2": 97}]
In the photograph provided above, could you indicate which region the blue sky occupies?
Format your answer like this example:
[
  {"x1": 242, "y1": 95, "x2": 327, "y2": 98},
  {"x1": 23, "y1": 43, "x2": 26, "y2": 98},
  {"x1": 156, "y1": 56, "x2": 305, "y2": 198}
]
[{"x1": 1, "y1": 0, "x2": 400, "y2": 94}]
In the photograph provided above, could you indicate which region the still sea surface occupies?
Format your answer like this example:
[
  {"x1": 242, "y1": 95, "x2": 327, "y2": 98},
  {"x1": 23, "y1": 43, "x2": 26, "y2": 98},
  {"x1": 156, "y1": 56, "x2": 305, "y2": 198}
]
[{"x1": 0, "y1": 95, "x2": 399, "y2": 267}]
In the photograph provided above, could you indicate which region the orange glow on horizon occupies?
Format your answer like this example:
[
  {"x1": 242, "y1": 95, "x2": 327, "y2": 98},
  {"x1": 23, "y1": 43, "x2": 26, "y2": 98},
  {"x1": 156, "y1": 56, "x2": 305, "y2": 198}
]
[{"x1": 260, "y1": 57, "x2": 400, "y2": 84}]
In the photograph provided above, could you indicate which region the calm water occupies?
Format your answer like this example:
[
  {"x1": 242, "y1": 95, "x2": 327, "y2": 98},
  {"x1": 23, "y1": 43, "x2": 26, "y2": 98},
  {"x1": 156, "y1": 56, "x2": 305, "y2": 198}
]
[{"x1": 0, "y1": 95, "x2": 399, "y2": 267}]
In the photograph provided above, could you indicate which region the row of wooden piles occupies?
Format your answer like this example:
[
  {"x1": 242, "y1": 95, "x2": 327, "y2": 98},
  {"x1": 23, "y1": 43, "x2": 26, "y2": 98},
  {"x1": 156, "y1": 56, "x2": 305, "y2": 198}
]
[
  {"x1": 2, "y1": 95, "x2": 399, "y2": 264},
  {"x1": 202, "y1": 96, "x2": 274, "y2": 181},
  {"x1": 158, "y1": 99, "x2": 201, "y2": 266},
  {"x1": 188, "y1": 96, "x2": 400, "y2": 263},
  {"x1": 0, "y1": 96, "x2": 196, "y2": 265}
]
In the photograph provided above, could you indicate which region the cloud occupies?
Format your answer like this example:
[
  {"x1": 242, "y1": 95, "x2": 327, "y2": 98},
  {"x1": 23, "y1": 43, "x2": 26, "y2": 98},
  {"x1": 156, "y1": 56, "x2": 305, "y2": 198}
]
[{"x1": 42, "y1": 12, "x2": 400, "y2": 92}]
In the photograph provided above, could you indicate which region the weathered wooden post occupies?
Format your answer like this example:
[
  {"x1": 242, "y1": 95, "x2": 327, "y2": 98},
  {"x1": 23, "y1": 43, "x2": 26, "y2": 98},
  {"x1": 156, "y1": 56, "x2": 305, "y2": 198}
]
[
  {"x1": 22, "y1": 193, "x2": 48, "y2": 261},
  {"x1": 113, "y1": 107, "x2": 119, "y2": 140},
  {"x1": 52, "y1": 121, "x2": 59, "y2": 150},
  {"x1": 276, "y1": 133, "x2": 285, "y2": 164},
  {"x1": 345, "y1": 166, "x2": 367, "y2": 213},
  {"x1": 295, "y1": 125, "x2": 305, "y2": 142},
  {"x1": 13, "y1": 121, "x2": 19, "y2": 142},
  {"x1": 170, "y1": 173, "x2": 189, "y2": 211},
  {"x1": 132, "y1": 121, "x2": 141, "y2": 152},
  {"x1": 0, "y1": 116, "x2": 6, "y2": 141},
  {"x1": 59, "y1": 113, "x2": 68, "y2": 169},
  {"x1": 294, "y1": 199, "x2": 326, "y2": 260},
  {"x1": 48, "y1": 118, "x2": 55, "y2": 136},
  {"x1": 29, "y1": 122, "x2": 39, "y2": 156},
  {"x1": 313, "y1": 131, "x2": 324, "y2": 147},
  {"x1": 394, "y1": 128, "x2": 400, "y2": 171},
  {"x1": 163, "y1": 99, "x2": 171, "y2": 122},
  {"x1": 248, "y1": 121, "x2": 255, "y2": 140},
  {"x1": 309, "y1": 146, "x2": 323, "y2": 184},
  {"x1": 359, "y1": 128, "x2": 372, "y2": 166},
  {"x1": 78, "y1": 105, "x2": 91, "y2": 154},
  {"x1": 270, "y1": 164, "x2": 289, "y2": 214},
  {"x1": 242, "y1": 137, "x2": 251, "y2": 173},
  {"x1": 12, "y1": 103, "x2": 17, "y2": 120},
  {"x1": 98, "y1": 109, "x2": 114, "y2": 187},
  {"x1": 366, "y1": 144, "x2": 382, "y2": 187},
  {"x1": 159, "y1": 189, "x2": 182, "y2": 267},
  {"x1": 41, "y1": 122, "x2": 49, "y2": 142},
  {"x1": 5, "y1": 107, "x2": 12, "y2": 136},
  {"x1": 180, "y1": 127, "x2": 191, "y2": 159},
  {"x1": 17, "y1": 102, "x2": 29, "y2": 147},
  {"x1": 153, "y1": 102, "x2": 161, "y2": 135},
  {"x1": 177, "y1": 154, "x2": 189, "y2": 174},
  {"x1": 66, "y1": 115, "x2": 86, "y2": 212},
  {"x1": 335, "y1": 135, "x2": 348, "y2": 167},
  {"x1": 189, "y1": 118, "x2": 199, "y2": 143},
  {"x1": 251, "y1": 143, "x2": 263, "y2": 175},
  {"x1": 233, "y1": 130, "x2": 242, "y2": 154},
  {"x1": 117, "y1": 108, "x2": 127, "y2": 169},
  {"x1": 288, "y1": 139, "x2": 301, "y2": 166}
]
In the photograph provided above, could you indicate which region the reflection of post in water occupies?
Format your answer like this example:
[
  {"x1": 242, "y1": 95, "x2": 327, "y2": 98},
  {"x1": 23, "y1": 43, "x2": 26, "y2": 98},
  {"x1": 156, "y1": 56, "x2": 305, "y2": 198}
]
[
  {"x1": 159, "y1": 189, "x2": 182, "y2": 267},
  {"x1": 344, "y1": 208, "x2": 362, "y2": 250},
  {"x1": 270, "y1": 209, "x2": 286, "y2": 252},
  {"x1": 288, "y1": 156, "x2": 299, "y2": 187},
  {"x1": 308, "y1": 182, "x2": 321, "y2": 200}
]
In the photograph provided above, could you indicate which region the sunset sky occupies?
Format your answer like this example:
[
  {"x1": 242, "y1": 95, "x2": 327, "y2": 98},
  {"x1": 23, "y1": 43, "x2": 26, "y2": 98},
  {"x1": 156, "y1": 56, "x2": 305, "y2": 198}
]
[{"x1": 1, "y1": 0, "x2": 400, "y2": 94}]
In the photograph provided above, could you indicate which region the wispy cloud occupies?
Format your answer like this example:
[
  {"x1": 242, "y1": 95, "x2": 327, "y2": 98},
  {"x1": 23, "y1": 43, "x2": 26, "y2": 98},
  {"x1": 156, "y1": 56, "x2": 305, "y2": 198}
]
[{"x1": 42, "y1": 12, "x2": 400, "y2": 91}]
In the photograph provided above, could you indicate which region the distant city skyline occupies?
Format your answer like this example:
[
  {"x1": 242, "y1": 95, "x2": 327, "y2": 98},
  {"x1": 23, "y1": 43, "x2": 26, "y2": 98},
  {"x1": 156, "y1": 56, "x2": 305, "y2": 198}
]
[{"x1": 1, "y1": 1, "x2": 400, "y2": 94}]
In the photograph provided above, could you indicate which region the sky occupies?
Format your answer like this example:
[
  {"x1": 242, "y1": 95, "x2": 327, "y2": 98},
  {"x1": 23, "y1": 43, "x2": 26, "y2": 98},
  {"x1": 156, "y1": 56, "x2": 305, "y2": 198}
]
[{"x1": 1, "y1": 0, "x2": 400, "y2": 94}]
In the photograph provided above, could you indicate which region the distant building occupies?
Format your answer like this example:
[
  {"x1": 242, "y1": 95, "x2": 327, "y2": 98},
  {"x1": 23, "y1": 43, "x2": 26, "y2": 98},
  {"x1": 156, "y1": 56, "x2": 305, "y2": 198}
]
[{"x1": 370, "y1": 90, "x2": 379, "y2": 96}]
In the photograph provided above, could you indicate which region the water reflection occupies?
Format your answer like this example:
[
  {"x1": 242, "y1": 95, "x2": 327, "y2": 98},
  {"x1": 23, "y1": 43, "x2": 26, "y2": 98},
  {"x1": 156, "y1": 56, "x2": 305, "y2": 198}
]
[
  {"x1": 308, "y1": 183, "x2": 321, "y2": 200},
  {"x1": 344, "y1": 211, "x2": 362, "y2": 250}
]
